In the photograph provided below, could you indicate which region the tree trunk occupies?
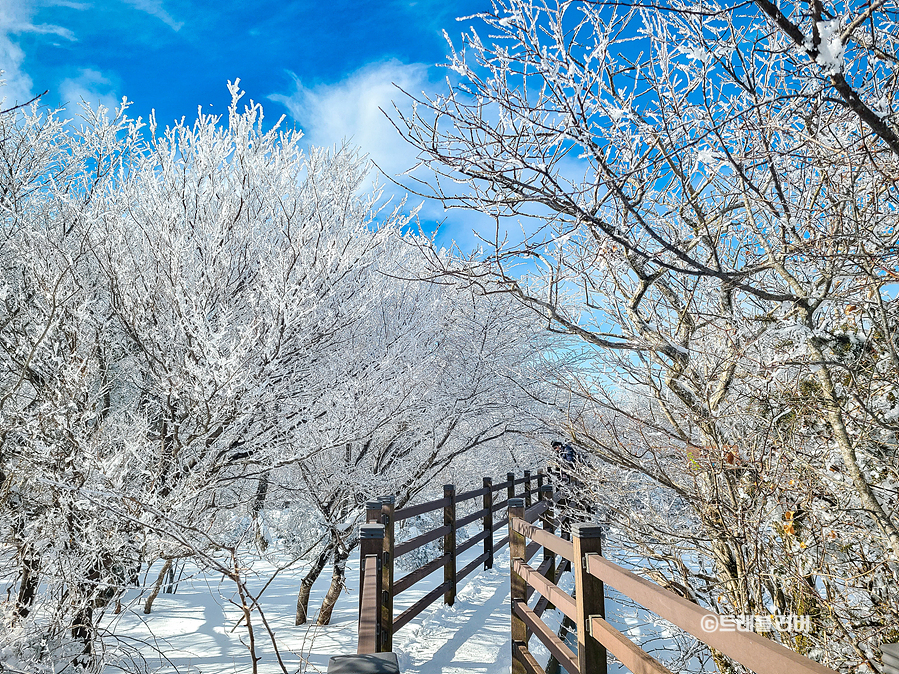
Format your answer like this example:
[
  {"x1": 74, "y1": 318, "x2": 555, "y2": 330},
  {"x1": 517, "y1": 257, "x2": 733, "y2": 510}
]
[
  {"x1": 14, "y1": 553, "x2": 39, "y2": 618},
  {"x1": 71, "y1": 563, "x2": 103, "y2": 671},
  {"x1": 71, "y1": 603, "x2": 94, "y2": 670},
  {"x1": 296, "y1": 545, "x2": 332, "y2": 625},
  {"x1": 316, "y1": 549, "x2": 348, "y2": 626},
  {"x1": 807, "y1": 339, "x2": 899, "y2": 561},
  {"x1": 253, "y1": 474, "x2": 270, "y2": 552},
  {"x1": 144, "y1": 559, "x2": 172, "y2": 614}
]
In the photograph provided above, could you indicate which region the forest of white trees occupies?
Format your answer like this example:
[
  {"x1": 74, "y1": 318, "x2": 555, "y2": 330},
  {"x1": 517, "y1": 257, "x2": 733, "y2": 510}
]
[
  {"x1": 3, "y1": 0, "x2": 899, "y2": 671},
  {"x1": 0, "y1": 83, "x2": 559, "y2": 672},
  {"x1": 392, "y1": 0, "x2": 899, "y2": 671}
]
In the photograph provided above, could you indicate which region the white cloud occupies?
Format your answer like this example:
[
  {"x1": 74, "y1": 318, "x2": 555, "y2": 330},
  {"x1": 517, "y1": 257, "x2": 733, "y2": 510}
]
[
  {"x1": 21, "y1": 22, "x2": 76, "y2": 40},
  {"x1": 59, "y1": 67, "x2": 121, "y2": 113},
  {"x1": 0, "y1": 1, "x2": 37, "y2": 108},
  {"x1": 271, "y1": 59, "x2": 431, "y2": 181},
  {"x1": 123, "y1": 0, "x2": 183, "y2": 31},
  {"x1": 270, "y1": 59, "x2": 497, "y2": 253},
  {"x1": 0, "y1": 38, "x2": 33, "y2": 109},
  {"x1": 0, "y1": 0, "x2": 83, "y2": 109}
]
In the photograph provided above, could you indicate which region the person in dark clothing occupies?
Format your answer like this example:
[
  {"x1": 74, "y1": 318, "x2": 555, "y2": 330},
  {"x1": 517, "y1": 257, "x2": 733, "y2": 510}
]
[{"x1": 551, "y1": 440, "x2": 576, "y2": 484}]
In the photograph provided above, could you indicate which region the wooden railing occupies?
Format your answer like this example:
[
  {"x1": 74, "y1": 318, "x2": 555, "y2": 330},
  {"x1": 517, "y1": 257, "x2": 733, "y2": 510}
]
[
  {"x1": 356, "y1": 470, "x2": 544, "y2": 653},
  {"x1": 357, "y1": 525, "x2": 383, "y2": 655},
  {"x1": 506, "y1": 498, "x2": 841, "y2": 674}
]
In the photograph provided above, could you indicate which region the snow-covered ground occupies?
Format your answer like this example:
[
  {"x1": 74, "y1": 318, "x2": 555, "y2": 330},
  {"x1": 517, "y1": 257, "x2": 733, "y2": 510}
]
[
  {"x1": 104, "y1": 528, "x2": 698, "y2": 674},
  {"x1": 105, "y1": 528, "x2": 519, "y2": 674}
]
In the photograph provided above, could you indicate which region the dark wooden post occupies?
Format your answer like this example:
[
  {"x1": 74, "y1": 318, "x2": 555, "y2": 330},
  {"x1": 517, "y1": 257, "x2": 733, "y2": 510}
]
[
  {"x1": 361, "y1": 501, "x2": 382, "y2": 615},
  {"x1": 540, "y1": 484, "x2": 555, "y2": 610},
  {"x1": 443, "y1": 484, "x2": 457, "y2": 606},
  {"x1": 483, "y1": 477, "x2": 494, "y2": 569},
  {"x1": 509, "y1": 498, "x2": 527, "y2": 674},
  {"x1": 572, "y1": 523, "x2": 607, "y2": 674},
  {"x1": 507, "y1": 472, "x2": 515, "y2": 501},
  {"x1": 366, "y1": 500, "x2": 382, "y2": 524},
  {"x1": 379, "y1": 495, "x2": 395, "y2": 652},
  {"x1": 358, "y1": 523, "x2": 384, "y2": 653},
  {"x1": 524, "y1": 470, "x2": 532, "y2": 508},
  {"x1": 537, "y1": 469, "x2": 545, "y2": 491}
]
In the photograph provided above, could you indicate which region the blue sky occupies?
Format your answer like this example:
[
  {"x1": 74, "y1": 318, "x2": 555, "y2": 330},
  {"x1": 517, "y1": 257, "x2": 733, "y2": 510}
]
[{"x1": 0, "y1": 0, "x2": 493, "y2": 247}]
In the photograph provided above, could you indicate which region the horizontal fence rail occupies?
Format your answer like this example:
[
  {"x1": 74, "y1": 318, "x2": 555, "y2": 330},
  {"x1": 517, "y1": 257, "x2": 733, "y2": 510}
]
[
  {"x1": 356, "y1": 465, "x2": 845, "y2": 674},
  {"x1": 357, "y1": 524, "x2": 383, "y2": 655},
  {"x1": 583, "y1": 553, "x2": 839, "y2": 674},
  {"x1": 356, "y1": 469, "x2": 546, "y2": 654},
  {"x1": 506, "y1": 499, "x2": 841, "y2": 674}
]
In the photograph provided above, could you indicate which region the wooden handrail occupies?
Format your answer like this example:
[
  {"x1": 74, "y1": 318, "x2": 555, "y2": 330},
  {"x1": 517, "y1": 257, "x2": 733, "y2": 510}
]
[
  {"x1": 524, "y1": 500, "x2": 548, "y2": 523},
  {"x1": 514, "y1": 600, "x2": 578, "y2": 673},
  {"x1": 357, "y1": 555, "x2": 379, "y2": 654},
  {"x1": 511, "y1": 518, "x2": 574, "y2": 562},
  {"x1": 512, "y1": 642, "x2": 544, "y2": 674},
  {"x1": 393, "y1": 581, "x2": 451, "y2": 631},
  {"x1": 534, "y1": 558, "x2": 570, "y2": 619},
  {"x1": 526, "y1": 556, "x2": 554, "y2": 603},
  {"x1": 456, "y1": 506, "x2": 489, "y2": 530},
  {"x1": 504, "y1": 501, "x2": 840, "y2": 674},
  {"x1": 456, "y1": 529, "x2": 490, "y2": 556},
  {"x1": 393, "y1": 497, "x2": 450, "y2": 521},
  {"x1": 393, "y1": 554, "x2": 447, "y2": 596},
  {"x1": 584, "y1": 553, "x2": 839, "y2": 674},
  {"x1": 394, "y1": 524, "x2": 451, "y2": 558},
  {"x1": 456, "y1": 485, "x2": 490, "y2": 502},
  {"x1": 513, "y1": 558, "x2": 576, "y2": 621},
  {"x1": 492, "y1": 498, "x2": 510, "y2": 512},
  {"x1": 458, "y1": 552, "x2": 490, "y2": 584},
  {"x1": 358, "y1": 470, "x2": 547, "y2": 650},
  {"x1": 589, "y1": 615, "x2": 674, "y2": 674}
]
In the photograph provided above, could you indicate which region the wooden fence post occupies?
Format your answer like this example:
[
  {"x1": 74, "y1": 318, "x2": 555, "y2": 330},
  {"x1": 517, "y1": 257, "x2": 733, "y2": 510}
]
[
  {"x1": 540, "y1": 484, "x2": 556, "y2": 610},
  {"x1": 361, "y1": 501, "x2": 382, "y2": 616},
  {"x1": 537, "y1": 469, "x2": 544, "y2": 491},
  {"x1": 509, "y1": 498, "x2": 527, "y2": 674},
  {"x1": 443, "y1": 484, "x2": 457, "y2": 606},
  {"x1": 507, "y1": 472, "x2": 515, "y2": 501},
  {"x1": 358, "y1": 523, "x2": 384, "y2": 654},
  {"x1": 483, "y1": 477, "x2": 494, "y2": 570},
  {"x1": 572, "y1": 523, "x2": 607, "y2": 674},
  {"x1": 366, "y1": 500, "x2": 382, "y2": 524},
  {"x1": 379, "y1": 495, "x2": 395, "y2": 652},
  {"x1": 524, "y1": 470, "x2": 532, "y2": 508}
]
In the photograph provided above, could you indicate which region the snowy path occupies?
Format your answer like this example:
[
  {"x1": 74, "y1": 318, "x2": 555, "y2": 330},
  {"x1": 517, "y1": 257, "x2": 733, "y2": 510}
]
[
  {"x1": 106, "y1": 532, "x2": 517, "y2": 674},
  {"x1": 106, "y1": 531, "x2": 664, "y2": 673},
  {"x1": 393, "y1": 556, "x2": 512, "y2": 673}
]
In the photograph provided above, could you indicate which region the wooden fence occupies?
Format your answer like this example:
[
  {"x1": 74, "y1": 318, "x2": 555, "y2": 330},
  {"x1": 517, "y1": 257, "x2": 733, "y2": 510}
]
[
  {"x1": 505, "y1": 497, "x2": 841, "y2": 674},
  {"x1": 356, "y1": 470, "x2": 545, "y2": 654},
  {"x1": 358, "y1": 475, "x2": 841, "y2": 674}
]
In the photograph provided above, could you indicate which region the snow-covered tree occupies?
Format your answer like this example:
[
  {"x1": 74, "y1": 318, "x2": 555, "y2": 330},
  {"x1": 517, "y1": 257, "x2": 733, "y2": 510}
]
[
  {"x1": 287, "y1": 261, "x2": 548, "y2": 624},
  {"x1": 394, "y1": 1, "x2": 899, "y2": 670},
  {"x1": 0, "y1": 83, "x2": 551, "y2": 672}
]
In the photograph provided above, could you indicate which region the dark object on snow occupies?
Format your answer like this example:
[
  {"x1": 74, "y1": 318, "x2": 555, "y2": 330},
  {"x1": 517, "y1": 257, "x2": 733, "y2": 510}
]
[
  {"x1": 551, "y1": 440, "x2": 577, "y2": 466},
  {"x1": 327, "y1": 653, "x2": 400, "y2": 673},
  {"x1": 882, "y1": 643, "x2": 899, "y2": 674},
  {"x1": 551, "y1": 441, "x2": 579, "y2": 488}
]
